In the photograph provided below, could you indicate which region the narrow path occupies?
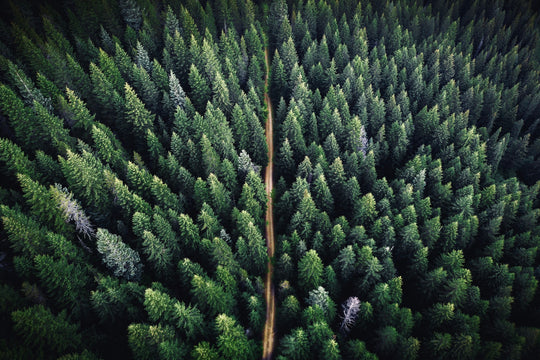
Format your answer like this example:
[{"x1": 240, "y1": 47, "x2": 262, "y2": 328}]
[{"x1": 262, "y1": 47, "x2": 276, "y2": 360}]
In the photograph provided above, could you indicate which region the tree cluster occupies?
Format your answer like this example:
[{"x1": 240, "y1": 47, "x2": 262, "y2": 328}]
[
  {"x1": 0, "y1": 0, "x2": 539, "y2": 359},
  {"x1": 0, "y1": 0, "x2": 268, "y2": 358},
  {"x1": 269, "y1": 0, "x2": 540, "y2": 359}
]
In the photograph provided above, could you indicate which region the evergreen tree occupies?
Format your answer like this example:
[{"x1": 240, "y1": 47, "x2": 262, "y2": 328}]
[
  {"x1": 12, "y1": 305, "x2": 82, "y2": 354},
  {"x1": 279, "y1": 328, "x2": 311, "y2": 360},
  {"x1": 132, "y1": 64, "x2": 160, "y2": 114},
  {"x1": 96, "y1": 228, "x2": 142, "y2": 281},
  {"x1": 61, "y1": 88, "x2": 96, "y2": 132},
  {"x1": 191, "y1": 275, "x2": 235, "y2": 317},
  {"x1": 2, "y1": 2, "x2": 540, "y2": 359},
  {"x1": 98, "y1": 48, "x2": 124, "y2": 93},
  {"x1": 142, "y1": 230, "x2": 172, "y2": 278},
  {"x1": 215, "y1": 314, "x2": 257, "y2": 360},
  {"x1": 59, "y1": 149, "x2": 110, "y2": 214},
  {"x1": 298, "y1": 249, "x2": 324, "y2": 294},
  {"x1": 168, "y1": 70, "x2": 186, "y2": 111},
  {"x1": 0, "y1": 138, "x2": 37, "y2": 179},
  {"x1": 212, "y1": 71, "x2": 231, "y2": 114},
  {"x1": 124, "y1": 83, "x2": 155, "y2": 143},
  {"x1": 188, "y1": 64, "x2": 211, "y2": 113},
  {"x1": 127, "y1": 323, "x2": 176, "y2": 360},
  {"x1": 90, "y1": 62, "x2": 124, "y2": 119}
]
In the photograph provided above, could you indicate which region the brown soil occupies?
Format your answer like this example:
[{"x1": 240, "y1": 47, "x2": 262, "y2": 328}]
[{"x1": 262, "y1": 47, "x2": 276, "y2": 360}]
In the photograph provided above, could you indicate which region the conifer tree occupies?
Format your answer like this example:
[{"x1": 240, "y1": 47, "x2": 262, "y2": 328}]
[
  {"x1": 11, "y1": 305, "x2": 82, "y2": 354},
  {"x1": 59, "y1": 149, "x2": 110, "y2": 214},
  {"x1": 191, "y1": 275, "x2": 235, "y2": 317},
  {"x1": 132, "y1": 64, "x2": 160, "y2": 114},
  {"x1": 124, "y1": 83, "x2": 155, "y2": 143},
  {"x1": 188, "y1": 64, "x2": 211, "y2": 113},
  {"x1": 298, "y1": 249, "x2": 324, "y2": 294},
  {"x1": 90, "y1": 62, "x2": 124, "y2": 119},
  {"x1": 168, "y1": 70, "x2": 186, "y2": 111},
  {"x1": 215, "y1": 314, "x2": 257, "y2": 360},
  {"x1": 96, "y1": 228, "x2": 142, "y2": 281},
  {"x1": 0, "y1": 138, "x2": 37, "y2": 179}
]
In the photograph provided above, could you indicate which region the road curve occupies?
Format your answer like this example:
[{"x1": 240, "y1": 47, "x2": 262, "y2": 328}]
[{"x1": 262, "y1": 47, "x2": 276, "y2": 360}]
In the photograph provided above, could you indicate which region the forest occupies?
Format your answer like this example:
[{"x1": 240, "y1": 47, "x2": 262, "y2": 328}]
[{"x1": 0, "y1": 0, "x2": 539, "y2": 359}]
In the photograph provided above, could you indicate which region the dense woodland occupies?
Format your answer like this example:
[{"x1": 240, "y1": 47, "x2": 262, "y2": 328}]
[{"x1": 0, "y1": 0, "x2": 539, "y2": 359}]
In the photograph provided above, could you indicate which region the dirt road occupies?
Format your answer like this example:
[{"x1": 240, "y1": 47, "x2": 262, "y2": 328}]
[{"x1": 262, "y1": 47, "x2": 276, "y2": 360}]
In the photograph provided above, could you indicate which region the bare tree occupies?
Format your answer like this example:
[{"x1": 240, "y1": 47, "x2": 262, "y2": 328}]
[
  {"x1": 53, "y1": 184, "x2": 95, "y2": 240},
  {"x1": 340, "y1": 296, "x2": 360, "y2": 333}
]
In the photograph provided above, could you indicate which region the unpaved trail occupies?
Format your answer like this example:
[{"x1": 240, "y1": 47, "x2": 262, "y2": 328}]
[{"x1": 262, "y1": 47, "x2": 276, "y2": 360}]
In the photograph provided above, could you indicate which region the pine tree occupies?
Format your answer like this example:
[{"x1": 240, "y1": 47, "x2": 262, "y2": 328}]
[
  {"x1": 236, "y1": 210, "x2": 267, "y2": 276},
  {"x1": 16, "y1": 174, "x2": 68, "y2": 235},
  {"x1": 269, "y1": 0, "x2": 291, "y2": 47},
  {"x1": 134, "y1": 41, "x2": 151, "y2": 73},
  {"x1": 188, "y1": 64, "x2": 211, "y2": 113},
  {"x1": 279, "y1": 328, "x2": 311, "y2": 360},
  {"x1": 337, "y1": 245, "x2": 357, "y2": 282},
  {"x1": 191, "y1": 342, "x2": 220, "y2": 360},
  {"x1": 191, "y1": 275, "x2": 235, "y2": 317},
  {"x1": 34, "y1": 251, "x2": 90, "y2": 315},
  {"x1": 197, "y1": 202, "x2": 221, "y2": 240},
  {"x1": 142, "y1": 230, "x2": 172, "y2": 278},
  {"x1": 200, "y1": 135, "x2": 221, "y2": 178},
  {"x1": 96, "y1": 228, "x2": 142, "y2": 281},
  {"x1": 0, "y1": 85, "x2": 41, "y2": 152},
  {"x1": 271, "y1": 50, "x2": 288, "y2": 100},
  {"x1": 151, "y1": 59, "x2": 168, "y2": 92},
  {"x1": 215, "y1": 314, "x2": 257, "y2": 360},
  {"x1": 143, "y1": 287, "x2": 172, "y2": 322},
  {"x1": 207, "y1": 173, "x2": 231, "y2": 221},
  {"x1": 32, "y1": 100, "x2": 74, "y2": 153},
  {"x1": 307, "y1": 286, "x2": 336, "y2": 323},
  {"x1": 0, "y1": 205, "x2": 49, "y2": 257},
  {"x1": 61, "y1": 88, "x2": 96, "y2": 132},
  {"x1": 127, "y1": 323, "x2": 175, "y2": 360},
  {"x1": 124, "y1": 83, "x2": 155, "y2": 143},
  {"x1": 298, "y1": 249, "x2": 324, "y2": 294},
  {"x1": 174, "y1": 300, "x2": 205, "y2": 340},
  {"x1": 246, "y1": 109, "x2": 268, "y2": 167},
  {"x1": 322, "y1": 339, "x2": 342, "y2": 360},
  {"x1": 59, "y1": 149, "x2": 110, "y2": 214},
  {"x1": 212, "y1": 71, "x2": 231, "y2": 115},
  {"x1": 281, "y1": 109, "x2": 307, "y2": 161},
  {"x1": 90, "y1": 62, "x2": 124, "y2": 120},
  {"x1": 168, "y1": 70, "x2": 186, "y2": 111},
  {"x1": 12, "y1": 305, "x2": 82, "y2": 354},
  {"x1": 98, "y1": 48, "x2": 124, "y2": 93},
  {"x1": 277, "y1": 138, "x2": 296, "y2": 181},
  {"x1": 132, "y1": 64, "x2": 160, "y2": 114},
  {"x1": 280, "y1": 37, "x2": 299, "y2": 79},
  {"x1": 114, "y1": 42, "x2": 134, "y2": 81},
  {"x1": 0, "y1": 138, "x2": 37, "y2": 180}
]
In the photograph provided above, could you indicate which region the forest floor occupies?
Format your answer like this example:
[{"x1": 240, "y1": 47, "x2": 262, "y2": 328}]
[{"x1": 262, "y1": 47, "x2": 276, "y2": 360}]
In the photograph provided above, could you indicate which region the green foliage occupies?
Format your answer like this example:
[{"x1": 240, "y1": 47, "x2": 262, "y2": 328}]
[
  {"x1": 191, "y1": 274, "x2": 235, "y2": 317},
  {"x1": 127, "y1": 323, "x2": 176, "y2": 360},
  {"x1": 0, "y1": 138, "x2": 37, "y2": 179},
  {"x1": 91, "y1": 275, "x2": 145, "y2": 323},
  {"x1": 1, "y1": 205, "x2": 48, "y2": 257},
  {"x1": 124, "y1": 83, "x2": 155, "y2": 143},
  {"x1": 59, "y1": 149, "x2": 110, "y2": 213},
  {"x1": 1, "y1": 1, "x2": 540, "y2": 359},
  {"x1": 189, "y1": 64, "x2": 211, "y2": 113},
  {"x1": 215, "y1": 314, "x2": 257, "y2": 360},
  {"x1": 298, "y1": 249, "x2": 324, "y2": 294},
  {"x1": 11, "y1": 305, "x2": 82, "y2": 354},
  {"x1": 143, "y1": 288, "x2": 204, "y2": 340},
  {"x1": 96, "y1": 228, "x2": 142, "y2": 281}
]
